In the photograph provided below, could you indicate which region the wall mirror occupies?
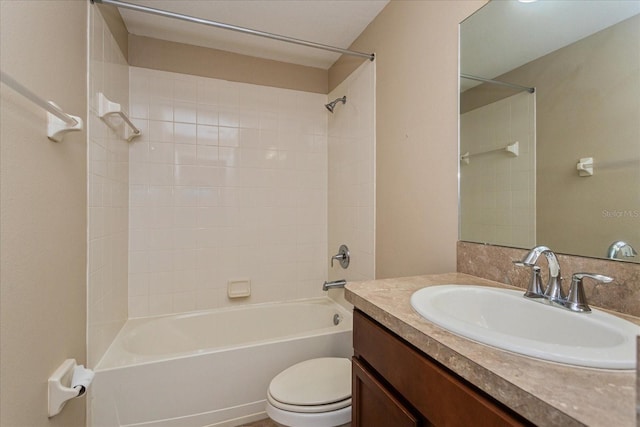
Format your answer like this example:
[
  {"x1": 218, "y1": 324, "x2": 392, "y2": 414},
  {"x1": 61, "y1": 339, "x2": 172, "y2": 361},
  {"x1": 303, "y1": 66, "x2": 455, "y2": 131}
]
[{"x1": 459, "y1": 0, "x2": 640, "y2": 263}]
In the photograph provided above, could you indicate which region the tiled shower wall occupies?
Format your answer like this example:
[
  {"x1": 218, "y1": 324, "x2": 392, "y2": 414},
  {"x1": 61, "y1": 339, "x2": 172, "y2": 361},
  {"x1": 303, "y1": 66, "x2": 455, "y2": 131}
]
[
  {"x1": 459, "y1": 91, "x2": 535, "y2": 249},
  {"x1": 328, "y1": 61, "x2": 376, "y2": 282},
  {"x1": 128, "y1": 68, "x2": 328, "y2": 317},
  {"x1": 87, "y1": 6, "x2": 130, "y2": 366}
]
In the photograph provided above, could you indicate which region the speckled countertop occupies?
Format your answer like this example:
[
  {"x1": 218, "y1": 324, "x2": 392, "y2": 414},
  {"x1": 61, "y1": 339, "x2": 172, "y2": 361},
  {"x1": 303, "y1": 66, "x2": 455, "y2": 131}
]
[{"x1": 344, "y1": 273, "x2": 637, "y2": 427}]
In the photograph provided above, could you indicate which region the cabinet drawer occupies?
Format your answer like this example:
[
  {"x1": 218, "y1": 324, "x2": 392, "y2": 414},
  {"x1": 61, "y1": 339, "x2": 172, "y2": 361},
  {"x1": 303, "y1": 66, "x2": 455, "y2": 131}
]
[{"x1": 353, "y1": 310, "x2": 531, "y2": 427}]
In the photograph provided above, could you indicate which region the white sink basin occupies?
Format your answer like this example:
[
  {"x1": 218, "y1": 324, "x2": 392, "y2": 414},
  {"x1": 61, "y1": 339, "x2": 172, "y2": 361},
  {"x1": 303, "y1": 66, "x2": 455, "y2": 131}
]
[{"x1": 410, "y1": 285, "x2": 640, "y2": 369}]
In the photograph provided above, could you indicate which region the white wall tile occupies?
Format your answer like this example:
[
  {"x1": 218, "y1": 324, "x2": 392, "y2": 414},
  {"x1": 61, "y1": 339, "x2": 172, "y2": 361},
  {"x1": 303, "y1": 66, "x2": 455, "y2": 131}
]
[
  {"x1": 149, "y1": 120, "x2": 174, "y2": 143},
  {"x1": 328, "y1": 61, "x2": 376, "y2": 283},
  {"x1": 174, "y1": 79, "x2": 197, "y2": 103},
  {"x1": 149, "y1": 76, "x2": 173, "y2": 99},
  {"x1": 174, "y1": 101, "x2": 197, "y2": 124},
  {"x1": 175, "y1": 123, "x2": 197, "y2": 145},
  {"x1": 197, "y1": 125, "x2": 218, "y2": 146},
  {"x1": 219, "y1": 127, "x2": 239, "y2": 147},
  {"x1": 128, "y1": 295, "x2": 149, "y2": 318},
  {"x1": 148, "y1": 294, "x2": 172, "y2": 316},
  {"x1": 129, "y1": 68, "x2": 330, "y2": 316},
  {"x1": 174, "y1": 144, "x2": 197, "y2": 165},
  {"x1": 149, "y1": 97, "x2": 173, "y2": 122},
  {"x1": 87, "y1": 7, "x2": 130, "y2": 367},
  {"x1": 149, "y1": 142, "x2": 174, "y2": 164}
]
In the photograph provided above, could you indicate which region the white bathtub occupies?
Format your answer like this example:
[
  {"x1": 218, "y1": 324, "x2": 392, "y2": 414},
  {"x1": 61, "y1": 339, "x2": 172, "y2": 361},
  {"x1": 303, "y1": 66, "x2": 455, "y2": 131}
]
[{"x1": 90, "y1": 298, "x2": 353, "y2": 427}]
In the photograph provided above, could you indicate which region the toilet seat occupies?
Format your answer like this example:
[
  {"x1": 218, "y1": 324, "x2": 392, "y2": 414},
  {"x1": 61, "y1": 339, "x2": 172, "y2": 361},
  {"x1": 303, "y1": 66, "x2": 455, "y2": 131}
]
[
  {"x1": 267, "y1": 390, "x2": 351, "y2": 413},
  {"x1": 266, "y1": 402, "x2": 351, "y2": 427},
  {"x1": 266, "y1": 357, "x2": 352, "y2": 426}
]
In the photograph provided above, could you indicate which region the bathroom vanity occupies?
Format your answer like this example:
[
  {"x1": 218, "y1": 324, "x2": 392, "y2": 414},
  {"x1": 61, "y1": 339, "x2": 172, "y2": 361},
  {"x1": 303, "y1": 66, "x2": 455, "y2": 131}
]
[
  {"x1": 345, "y1": 273, "x2": 638, "y2": 426},
  {"x1": 352, "y1": 310, "x2": 530, "y2": 426}
]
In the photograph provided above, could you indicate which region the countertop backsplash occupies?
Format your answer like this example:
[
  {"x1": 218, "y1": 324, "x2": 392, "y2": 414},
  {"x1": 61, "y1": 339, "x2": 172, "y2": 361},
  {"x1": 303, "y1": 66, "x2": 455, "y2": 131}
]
[{"x1": 457, "y1": 241, "x2": 640, "y2": 318}]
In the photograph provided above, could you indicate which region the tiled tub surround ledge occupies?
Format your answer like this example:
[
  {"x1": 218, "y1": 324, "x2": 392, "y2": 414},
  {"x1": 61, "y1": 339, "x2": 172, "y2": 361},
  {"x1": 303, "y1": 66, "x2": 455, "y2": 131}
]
[
  {"x1": 345, "y1": 273, "x2": 639, "y2": 426},
  {"x1": 457, "y1": 241, "x2": 640, "y2": 318}
]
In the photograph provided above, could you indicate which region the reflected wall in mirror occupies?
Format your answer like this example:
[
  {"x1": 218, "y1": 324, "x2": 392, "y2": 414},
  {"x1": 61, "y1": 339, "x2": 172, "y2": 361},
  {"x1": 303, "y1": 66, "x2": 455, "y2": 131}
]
[{"x1": 459, "y1": 0, "x2": 640, "y2": 263}]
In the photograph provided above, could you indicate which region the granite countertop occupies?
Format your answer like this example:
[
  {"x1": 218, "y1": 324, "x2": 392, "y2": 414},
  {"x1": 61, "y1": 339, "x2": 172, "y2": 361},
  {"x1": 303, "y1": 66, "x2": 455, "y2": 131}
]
[{"x1": 344, "y1": 273, "x2": 637, "y2": 427}]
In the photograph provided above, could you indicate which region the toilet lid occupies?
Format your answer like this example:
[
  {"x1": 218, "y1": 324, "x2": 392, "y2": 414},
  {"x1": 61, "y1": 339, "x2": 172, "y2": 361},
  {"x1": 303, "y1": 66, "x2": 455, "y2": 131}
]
[
  {"x1": 267, "y1": 391, "x2": 351, "y2": 413},
  {"x1": 269, "y1": 357, "x2": 351, "y2": 407}
]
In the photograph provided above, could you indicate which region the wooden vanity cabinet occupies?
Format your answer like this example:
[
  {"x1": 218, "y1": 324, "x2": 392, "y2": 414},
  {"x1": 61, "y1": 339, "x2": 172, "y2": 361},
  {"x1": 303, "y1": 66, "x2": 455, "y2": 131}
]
[{"x1": 352, "y1": 310, "x2": 533, "y2": 427}]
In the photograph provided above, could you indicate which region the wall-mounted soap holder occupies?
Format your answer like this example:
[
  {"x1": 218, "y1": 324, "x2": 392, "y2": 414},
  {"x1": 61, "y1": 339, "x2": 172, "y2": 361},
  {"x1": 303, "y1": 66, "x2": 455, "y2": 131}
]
[
  {"x1": 228, "y1": 278, "x2": 251, "y2": 298},
  {"x1": 48, "y1": 359, "x2": 94, "y2": 418}
]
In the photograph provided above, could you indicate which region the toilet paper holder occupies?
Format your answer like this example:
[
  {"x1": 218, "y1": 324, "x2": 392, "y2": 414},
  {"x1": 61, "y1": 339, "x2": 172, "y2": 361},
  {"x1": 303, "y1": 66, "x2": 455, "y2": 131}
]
[{"x1": 48, "y1": 359, "x2": 94, "y2": 418}]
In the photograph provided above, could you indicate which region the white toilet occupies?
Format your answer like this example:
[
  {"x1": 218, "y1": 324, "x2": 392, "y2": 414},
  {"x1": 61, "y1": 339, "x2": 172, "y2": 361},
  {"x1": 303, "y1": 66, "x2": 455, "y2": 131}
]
[{"x1": 266, "y1": 357, "x2": 352, "y2": 427}]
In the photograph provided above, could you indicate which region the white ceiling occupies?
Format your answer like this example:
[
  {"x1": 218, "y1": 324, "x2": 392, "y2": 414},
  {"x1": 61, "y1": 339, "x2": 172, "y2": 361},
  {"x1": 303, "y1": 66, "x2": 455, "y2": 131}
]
[
  {"x1": 461, "y1": 0, "x2": 640, "y2": 91},
  {"x1": 116, "y1": 0, "x2": 389, "y2": 69}
]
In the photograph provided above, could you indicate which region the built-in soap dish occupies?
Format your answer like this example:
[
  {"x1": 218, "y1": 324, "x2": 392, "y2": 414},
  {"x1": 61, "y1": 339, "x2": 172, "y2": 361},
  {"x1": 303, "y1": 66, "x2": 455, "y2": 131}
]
[{"x1": 228, "y1": 278, "x2": 251, "y2": 298}]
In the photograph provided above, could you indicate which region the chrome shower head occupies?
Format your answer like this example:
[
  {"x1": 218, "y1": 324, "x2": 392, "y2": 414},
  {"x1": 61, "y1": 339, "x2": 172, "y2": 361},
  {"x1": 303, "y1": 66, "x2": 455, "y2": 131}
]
[{"x1": 325, "y1": 96, "x2": 346, "y2": 113}]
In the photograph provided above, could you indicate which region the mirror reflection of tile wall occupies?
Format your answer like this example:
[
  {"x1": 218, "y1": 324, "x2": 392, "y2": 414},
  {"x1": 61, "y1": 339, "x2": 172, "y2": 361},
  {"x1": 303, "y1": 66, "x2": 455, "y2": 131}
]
[{"x1": 460, "y1": 91, "x2": 535, "y2": 248}]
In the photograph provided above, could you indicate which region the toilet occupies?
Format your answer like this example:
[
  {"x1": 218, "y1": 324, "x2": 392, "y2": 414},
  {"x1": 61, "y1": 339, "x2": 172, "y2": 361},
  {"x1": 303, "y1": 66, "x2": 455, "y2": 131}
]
[{"x1": 266, "y1": 357, "x2": 352, "y2": 427}]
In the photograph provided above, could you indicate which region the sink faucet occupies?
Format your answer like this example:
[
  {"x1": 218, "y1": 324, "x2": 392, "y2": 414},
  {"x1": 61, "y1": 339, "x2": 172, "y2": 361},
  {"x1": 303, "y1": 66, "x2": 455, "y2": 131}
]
[
  {"x1": 515, "y1": 246, "x2": 614, "y2": 312},
  {"x1": 519, "y1": 245, "x2": 564, "y2": 303},
  {"x1": 607, "y1": 241, "x2": 637, "y2": 260}
]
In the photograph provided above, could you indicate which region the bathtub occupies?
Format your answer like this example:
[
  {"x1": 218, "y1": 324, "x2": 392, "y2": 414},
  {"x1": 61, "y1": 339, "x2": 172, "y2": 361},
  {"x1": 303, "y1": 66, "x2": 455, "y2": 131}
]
[{"x1": 90, "y1": 298, "x2": 353, "y2": 427}]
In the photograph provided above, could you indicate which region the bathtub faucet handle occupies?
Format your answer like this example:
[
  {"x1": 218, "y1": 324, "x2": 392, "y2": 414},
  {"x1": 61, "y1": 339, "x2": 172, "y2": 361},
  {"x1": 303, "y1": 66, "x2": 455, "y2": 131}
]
[{"x1": 331, "y1": 245, "x2": 350, "y2": 269}]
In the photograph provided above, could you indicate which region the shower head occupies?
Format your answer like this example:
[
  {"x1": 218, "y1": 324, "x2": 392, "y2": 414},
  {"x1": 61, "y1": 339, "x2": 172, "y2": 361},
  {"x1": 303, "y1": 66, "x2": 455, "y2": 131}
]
[{"x1": 325, "y1": 96, "x2": 346, "y2": 113}]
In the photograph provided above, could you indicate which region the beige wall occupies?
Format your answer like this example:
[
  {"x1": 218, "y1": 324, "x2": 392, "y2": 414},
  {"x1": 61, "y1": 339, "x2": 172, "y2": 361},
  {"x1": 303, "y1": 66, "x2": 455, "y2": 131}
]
[
  {"x1": 330, "y1": 0, "x2": 486, "y2": 278},
  {"x1": 129, "y1": 35, "x2": 328, "y2": 94},
  {"x1": 96, "y1": 3, "x2": 129, "y2": 60},
  {"x1": 0, "y1": 1, "x2": 87, "y2": 426}
]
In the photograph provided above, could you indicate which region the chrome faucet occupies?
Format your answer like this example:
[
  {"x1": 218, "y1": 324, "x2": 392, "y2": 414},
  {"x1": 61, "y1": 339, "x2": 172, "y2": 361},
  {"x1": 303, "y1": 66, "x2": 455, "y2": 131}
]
[
  {"x1": 322, "y1": 279, "x2": 346, "y2": 291},
  {"x1": 330, "y1": 245, "x2": 350, "y2": 269},
  {"x1": 512, "y1": 263, "x2": 544, "y2": 299},
  {"x1": 564, "y1": 273, "x2": 613, "y2": 312},
  {"x1": 515, "y1": 246, "x2": 613, "y2": 312},
  {"x1": 607, "y1": 241, "x2": 637, "y2": 260},
  {"x1": 518, "y1": 245, "x2": 564, "y2": 303}
]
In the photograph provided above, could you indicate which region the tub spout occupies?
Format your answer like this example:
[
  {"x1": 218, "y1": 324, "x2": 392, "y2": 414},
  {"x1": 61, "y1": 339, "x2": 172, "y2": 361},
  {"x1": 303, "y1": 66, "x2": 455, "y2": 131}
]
[{"x1": 323, "y1": 279, "x2": 346, "y2": 291}]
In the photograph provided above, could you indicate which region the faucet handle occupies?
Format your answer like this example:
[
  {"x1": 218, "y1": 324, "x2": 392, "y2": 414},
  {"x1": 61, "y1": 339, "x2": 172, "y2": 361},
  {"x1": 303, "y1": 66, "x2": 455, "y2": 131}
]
[
  {"x1": 565, "y1": 273, "x2": 613, "y2": 313},
  {"x1": 525, "y1": 266, "x2": 545, "y2": 298},
  {"x1": 513, "y1": 261, "x2": 545, "y2": 298},
  {"x1": 512, "y1": 260, "x2": 533, "y2": 268},
  {"x1": 330, "y1": 245, "x2": 350, "y2": 269}
]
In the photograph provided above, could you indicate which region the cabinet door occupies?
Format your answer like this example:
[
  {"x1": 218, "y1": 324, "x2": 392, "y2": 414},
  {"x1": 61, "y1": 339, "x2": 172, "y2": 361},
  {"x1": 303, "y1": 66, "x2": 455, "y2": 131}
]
[
  {"x1": 352, "y1": 357, "x2": 419, "y2": 427},
  {"x1": 353, "y1": 310, "x2": 531, "y2": 427}
]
